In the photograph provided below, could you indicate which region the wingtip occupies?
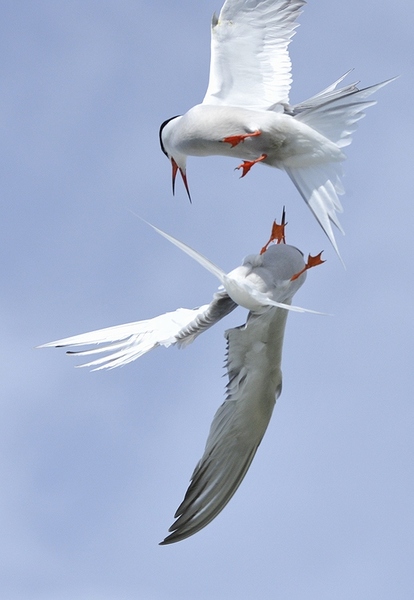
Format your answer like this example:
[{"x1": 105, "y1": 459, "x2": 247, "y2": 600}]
[
  {"x1": 332, "y1": 245, "x2": 346, "y2": 269},
  {"x1": 158, "y1": 536, "x2": 175, "y2": 546},
  {"x1": 158, "y1": 528, "x2": 185, "y2": 546},
  {"x1": 331, "y1": 240, "x2": 346, "y2": 269},
  {"x1": 381, "y1": 74, "x2": 400, "y2": 85}
]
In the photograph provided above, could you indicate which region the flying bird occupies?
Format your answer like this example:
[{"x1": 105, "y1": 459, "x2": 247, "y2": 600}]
[
  {"x1": 39, "y1": 217, "x2": 325, "y2": 544},
  {"x1": 159, "y1": 0, "x2": 395, "y2": 258}
]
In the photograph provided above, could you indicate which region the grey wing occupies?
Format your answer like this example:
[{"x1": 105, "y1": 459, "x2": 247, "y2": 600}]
[
  {"x1": 160, "y1": 309, "x2": 287, "y2": 545},
  {"x1": 176, "y1": 290, "x2": 237, "y2": 348}
]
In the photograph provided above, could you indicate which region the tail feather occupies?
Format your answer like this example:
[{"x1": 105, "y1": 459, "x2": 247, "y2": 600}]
[
  {"x1": 285, "y1": 163, "x2": 345, "y2": 263},
  {"x1": 291, "y1": 70, "x2": 359, "y2": 111},
  {"x1": 285, "y1": 75, "x2": 396, "y2": 260},
  {"x1": 293, "y1": 77, "x2": 396, "y2": 147}
]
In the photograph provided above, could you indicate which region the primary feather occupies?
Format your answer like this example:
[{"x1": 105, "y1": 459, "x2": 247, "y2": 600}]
[
  {"x1": 39, "y1": 292, "x2": 236, "y2": 371},
  {"x1": 204, "y1": 0, "x2": 305, "y2": 108}
]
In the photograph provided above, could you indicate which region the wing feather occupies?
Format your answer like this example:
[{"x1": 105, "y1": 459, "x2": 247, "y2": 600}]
[
  {"x1": 176, "y1": 291, "x2": 237, "y2": 347},
  {"x1": 285, "y1": 163, "x2": 344, "y2": 261},
  {"x1": 293, "y1": 78, "x2": 396, "y2": 148},
  {"x1": 203, "y1": 0, "x2": 305, "y2": 108},
  {"x1": 160, "y1": 307, "x2": 289, "y2": 544},
  {"x1": 38, "y1": 291, "x2": 237, "y2": 370},
  {"x1": 284, "y1": 77, "x2": 396, "y2": 260}
]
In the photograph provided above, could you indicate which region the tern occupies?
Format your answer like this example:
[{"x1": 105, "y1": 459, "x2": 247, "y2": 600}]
[
  {"x1": 39, "y1": 217, "x2": 325, "y2": 544},
  {"x1": 159, "y1": 0, "x2": 395, "y2": 258}
]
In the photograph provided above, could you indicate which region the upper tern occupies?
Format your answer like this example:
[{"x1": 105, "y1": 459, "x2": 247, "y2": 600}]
[
  {"x1": 159, "y1": 0, "x2": 395, "y2": 258},
  {"x1": 39, "y1": 218, "x2": 325, "y2": 544}
]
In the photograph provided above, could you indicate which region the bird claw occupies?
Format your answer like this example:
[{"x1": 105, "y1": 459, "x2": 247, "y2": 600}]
[
  {"x1": 235, "y1": 154, "x2": 267, "y2": 178},
  {"x1": 222, "y1": 130, "x2": 262, "y2": 148},
  {"x1": 290, "y1": 252, "x2": 325, "y2": 281},
  {"x1": 260, "y1": 213, "x2": 287, "y2": 254}
]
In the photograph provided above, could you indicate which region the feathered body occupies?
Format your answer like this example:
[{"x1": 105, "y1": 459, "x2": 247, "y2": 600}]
[
  {"x1": 160, "y1": 0, "x2": 395, "y2": 258},
  {"x1": 39, "y1": 226, "x2": 321, "y2": 544},
  {"x1": 163, "y1": 104, "x2": 344, "y2": 167}
]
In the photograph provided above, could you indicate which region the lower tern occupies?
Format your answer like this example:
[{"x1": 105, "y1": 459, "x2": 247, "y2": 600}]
[
  {"x1": 159, "y1": 0, "x2": 395, "y2": 258},
  {"x1": 39, "y1": 218, "x2": 324, "y2": 544}
]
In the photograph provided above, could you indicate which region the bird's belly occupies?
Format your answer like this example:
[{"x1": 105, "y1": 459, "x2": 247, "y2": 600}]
[
  {"x1": 174, "y1": 107, "x2": 344, "y2": 167},
  {"x1": 176, "y1": 128, "x2": 286, "y2": 161},
  {"x1": 174, "y1": 105, "x2": 286, "y2": 159},
  {"x1": 263, "y1": 117, "x2": 345, "y2": 167}
]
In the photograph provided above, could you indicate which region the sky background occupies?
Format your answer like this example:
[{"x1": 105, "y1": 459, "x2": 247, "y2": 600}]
[{"x1": 1, "y1": 1, "x2": 413, "y2": 598}]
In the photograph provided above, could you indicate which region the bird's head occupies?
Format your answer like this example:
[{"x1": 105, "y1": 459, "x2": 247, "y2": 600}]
[{"x1": 159, "y1": 116, "x2": 191, "y2": 202}]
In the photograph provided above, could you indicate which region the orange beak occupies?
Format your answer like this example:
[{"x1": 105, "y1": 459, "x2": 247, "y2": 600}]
[{"x1": 171, "y1": 158, "x2": 191, "y2": 203}]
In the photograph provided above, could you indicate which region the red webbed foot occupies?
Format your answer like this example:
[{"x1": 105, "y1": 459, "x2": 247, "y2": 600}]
[
  {"x1": 260, "y1": 212, "x2": 287, "y2": 254},
  {"x1": 291, "y1": 252, "x2": 325, "y2": 281},
  {"x1": 222, "y1": 130, "x2": 262, "y2": 148},
  {"x1": 235, "y1": 153, "x2": 267, "y2": 177}
]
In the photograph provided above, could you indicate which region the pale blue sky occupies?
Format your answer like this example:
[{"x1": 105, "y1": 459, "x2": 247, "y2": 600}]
[{"x1": 1, "y1": 1, "x2": 413, "y2": 598}]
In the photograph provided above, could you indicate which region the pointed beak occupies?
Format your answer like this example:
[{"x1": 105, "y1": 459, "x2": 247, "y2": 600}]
[
  {"x1": 171, "y1": 158, "x2": 191, "y2": 203},
  {"x1": 171, "y1": 158, "x2": 178, "y2": 195}
]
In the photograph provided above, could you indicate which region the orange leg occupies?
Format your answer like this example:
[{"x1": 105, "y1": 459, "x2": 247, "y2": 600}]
[
  {"x1": 260, "y1": 217, "x2": 287, "y2": 255},
  {"x1": 222, "y1": 130, "x2": 262, "y2": 148},
  {"x1": 290, "y1": 252, "x2": 325, "y2": 281},
  {"x1": 235, "y1": 153, "x2": 267, "y2": 178}
]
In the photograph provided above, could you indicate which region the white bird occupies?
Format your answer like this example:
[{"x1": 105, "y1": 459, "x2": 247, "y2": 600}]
[
  {"x1": 39, "y1": 218, "x2": 325, "y2": 544},
  {"x1": 159, "y1": 0, "x2": 395, "y2": 259}
]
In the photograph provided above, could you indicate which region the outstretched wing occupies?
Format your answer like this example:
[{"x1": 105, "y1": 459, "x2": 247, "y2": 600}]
[
  {"x1": 38, "y1": 291, "x2": 237, "y2": 371},
  {"x1": 160, "y1": 307, "x2": 289, "y2": 545},
  {"x1": 203, "y1": 0, "x2": 305, "y2": 109}
]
